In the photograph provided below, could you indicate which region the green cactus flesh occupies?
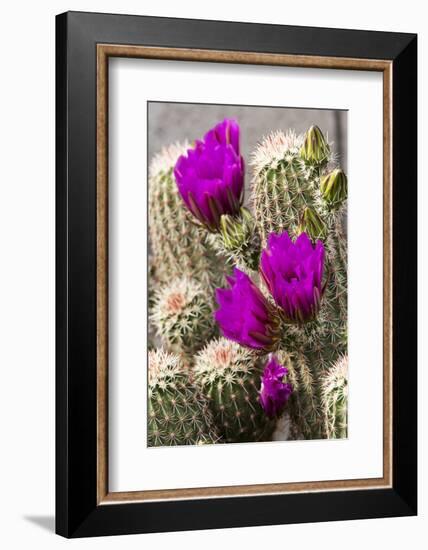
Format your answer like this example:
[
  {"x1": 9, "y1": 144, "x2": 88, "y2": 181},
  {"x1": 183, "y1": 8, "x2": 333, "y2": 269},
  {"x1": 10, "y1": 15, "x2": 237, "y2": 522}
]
[
  {"x1": 322, "y1": 355, "x2": 348, "y2": 439},
  {"x1": 251, "y1": 128, "x2": 348, "y2": 439},
  {"x1": 148, "y1": 349, "x2": 219, "y2": 446},
  {"x1": 194, "y1": 339, "x2": 276, "y2": 443},
  {"x1": 150, "y1": 277, "x2": 216, "y2": 357}
]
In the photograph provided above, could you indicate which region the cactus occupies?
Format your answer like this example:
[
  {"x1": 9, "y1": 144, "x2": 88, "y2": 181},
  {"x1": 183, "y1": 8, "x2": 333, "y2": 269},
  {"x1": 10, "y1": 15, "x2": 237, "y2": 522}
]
[
  {"x1": 148, "y1": 119, "x2": 348, "y2": 444},
  {"x1": 322, "y1": 354, "x2": 348, "y2": 439},
  {"x1": 150, "y1": 277, "x2": 216, "y2": 358},
  {"x1": 194, "y1": 338, "x2": 276, "y2": 443},
  {"x1": 148, "y1": 349, "x2": 219, "y2": 446},
  {"x1": 251, "y1": 130, "x2": 313, "y2": 245},
  {"x1": 251, "y1": 126, "x2": 348, "y2": 439},
  {"x1": 148, "y1": 142, "x2": 224, "y2": 289}
]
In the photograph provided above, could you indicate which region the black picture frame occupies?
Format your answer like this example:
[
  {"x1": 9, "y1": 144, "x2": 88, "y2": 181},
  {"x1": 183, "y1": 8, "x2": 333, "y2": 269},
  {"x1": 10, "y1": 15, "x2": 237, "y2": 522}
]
[{"x1": 56, "y1": 10, "x2": 417, "y2": 538}]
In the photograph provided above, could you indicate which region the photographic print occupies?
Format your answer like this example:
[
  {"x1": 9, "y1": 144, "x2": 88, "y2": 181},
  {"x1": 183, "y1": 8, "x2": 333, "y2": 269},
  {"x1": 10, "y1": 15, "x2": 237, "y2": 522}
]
[{"x1": 147, "y1": 102, "x2": 348, "y2": 447}]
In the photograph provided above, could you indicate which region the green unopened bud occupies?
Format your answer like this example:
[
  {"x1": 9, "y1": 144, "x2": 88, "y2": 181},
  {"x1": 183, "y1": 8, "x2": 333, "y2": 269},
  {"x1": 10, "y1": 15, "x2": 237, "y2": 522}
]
[
  {"x1": 300, "y1": 125, "x2": 330, "y2": 164},
  {"x1": 220, "y1": 207, "x2": 254, "y2": 250},
  {"x1": 297, "y1": 207, "x2": 327, "y2": 241},
  {"x1": 320, "y1": 169, "x2": 348, "y2": 207}
]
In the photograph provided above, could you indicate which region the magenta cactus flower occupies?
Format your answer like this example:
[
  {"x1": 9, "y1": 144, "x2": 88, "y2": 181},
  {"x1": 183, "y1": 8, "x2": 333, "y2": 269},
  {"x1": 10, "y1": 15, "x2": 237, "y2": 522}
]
[
  {"x1": 214, "y1": 268, "x2": 280, "y2": 351},
  {"x1": 174, "y1": 119, "x2": 244, "y2": 231},
  {"x1": 259, "y1": 356, "x2": 293, "y2": 418},
  {"x1": 260, "y1": 231, "x2": 325, "y2": 324}
]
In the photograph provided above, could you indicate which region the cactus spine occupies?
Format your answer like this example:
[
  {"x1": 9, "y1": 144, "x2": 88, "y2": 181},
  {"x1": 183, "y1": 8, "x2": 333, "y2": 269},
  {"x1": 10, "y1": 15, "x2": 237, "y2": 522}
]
[
  {"x1": 148, "y1": 349, "x2": 219, "y2": 446},
  {"x1": 151, "y1": 277, "x2": 216, "y2": 357},
  {"x1": 251, "y1": 130, "x2": 316, "y2": 245},
  {"x1": 322, "y1": 355, "x2": 348, "y2": 439},
  {"x1": 251, "y1": 127, "x2": 348, "y2": 439},
  {"x1": 194, "y1": 338, "x2": 275, "y2": 443}
]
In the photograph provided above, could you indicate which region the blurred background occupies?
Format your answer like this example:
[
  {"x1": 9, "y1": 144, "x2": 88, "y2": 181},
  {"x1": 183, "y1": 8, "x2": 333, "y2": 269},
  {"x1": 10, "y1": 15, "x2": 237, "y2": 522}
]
[{"x1": 148, "y1": 102, "x2": 347, "y2": 184}]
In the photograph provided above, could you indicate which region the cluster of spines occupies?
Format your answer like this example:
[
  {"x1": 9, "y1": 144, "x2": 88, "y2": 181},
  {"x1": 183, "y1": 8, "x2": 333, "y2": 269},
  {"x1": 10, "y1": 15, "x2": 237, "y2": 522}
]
[
  {"x1": 194, "y1": 338, "x2": 276, "y2": 443},
  {"x1": 321, "y1": 354, "x2": 348, "y2": 439},
  {"x1": 251, "y1": 127, "x2": 348, "y2": 439},
  {"x1": 251, "y1": 130, "x2": 315, "y2": 245},
  {"x1": 148, "y1": 349, "x2": 219, "y2": 446},
  {"x1": 150, "y1": 277, "x2": 216, "y2": 357}
]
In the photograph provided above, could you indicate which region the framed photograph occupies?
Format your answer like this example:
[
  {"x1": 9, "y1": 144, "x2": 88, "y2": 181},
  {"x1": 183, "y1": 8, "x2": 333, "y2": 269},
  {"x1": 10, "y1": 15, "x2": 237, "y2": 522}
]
[{"x1": 56, "y1": 11, "x2": 417, "y2": 538}]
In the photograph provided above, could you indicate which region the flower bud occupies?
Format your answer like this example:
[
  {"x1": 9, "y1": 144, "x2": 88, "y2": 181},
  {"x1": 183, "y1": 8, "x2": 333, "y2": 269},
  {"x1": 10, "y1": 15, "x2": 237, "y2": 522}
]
[
  {"x1": 219, "y1": 207, "x2": 254, "y2": 250},
  {"x1": 300, "y1": 125, "x2": 330, "y2": 164},
  {"x1": 259, "y1": 356, "x2": 293, "y2": 418},
  {"x1": 297, "y1": 207, "x2": 327, "y2": 241},
  {"x1": 320, "y1": 168, "x2": 348, "y2": 207}
]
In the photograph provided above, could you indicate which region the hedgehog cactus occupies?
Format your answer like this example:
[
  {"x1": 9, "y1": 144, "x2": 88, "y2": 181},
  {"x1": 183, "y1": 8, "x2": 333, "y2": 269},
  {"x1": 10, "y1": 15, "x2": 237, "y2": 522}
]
[
  {"x1": 322, "y1": 355, "x2": 348, "y2": 439},
  {"x1": 148, "y1": 349, "x2": 219, "y2": 446},
  {"x1": 151, "y1": 277, "x2": 216, "y2": 357},
  {"x1": 250, "y1": 126, "x2": 348, "y2": 439},
  {"x1": 194, "y1": 338, "x2": 276, "y2": 443},
  {"x1": 148, "y1": 120, "x2": 348, "y2": 445},
  {"x1": 148, "y1": 143, "x2": 223, "y2": 289}
]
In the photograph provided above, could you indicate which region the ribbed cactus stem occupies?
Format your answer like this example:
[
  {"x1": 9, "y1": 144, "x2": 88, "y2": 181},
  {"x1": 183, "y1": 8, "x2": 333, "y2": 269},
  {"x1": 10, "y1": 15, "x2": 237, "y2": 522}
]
[
  {"x1": 251, "y1": 130, "x2": 327, "y2": 245},
  {"x1": 148, "y1": 349, "x2": 219, "y2": 446},
  {"x1": 151, "y1": 277, "x2": 216, "y2": 358},
  {"x1": 278, "y1": 327, "x2": 330, "y2": 439},
  {"x1": 271, "y1": 348, "x2": 322, "y2": 439},
  {"x1": 322, "y1": 208, "x2": 348, "y2": 325},
  {"x1": 322, "y1": 354, "x2": 348, "y2": 439},
  {"x1": 251, "y1": 126, "x2": 348, "y2": 439},
  {"x1": 296, "y1": 351, "x2": 320, "y2": 435},
  {"x1": 194, "y1": 338, "x2": 276, "y2": 443},
  {"x1": 253, "y1": 162, "x2": 311, "y2": 244},
  {"x1": 274, "y1": 326, "x2": 345, "y2": 441},
  {"x1": 280, "y1": 360, "x2": 303, "y2": 440}
]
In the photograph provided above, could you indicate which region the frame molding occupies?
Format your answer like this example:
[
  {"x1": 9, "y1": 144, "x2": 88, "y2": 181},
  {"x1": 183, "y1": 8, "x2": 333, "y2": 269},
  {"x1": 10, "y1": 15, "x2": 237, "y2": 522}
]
[
  {"x1": 96, "y1": 43, "x2": 393, "y2": 505},
  {"x1": 56, "y1": 11, "x2": 417, "y2": 537}
]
